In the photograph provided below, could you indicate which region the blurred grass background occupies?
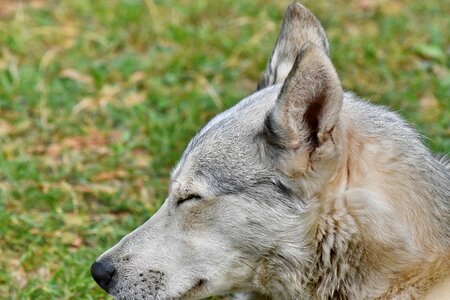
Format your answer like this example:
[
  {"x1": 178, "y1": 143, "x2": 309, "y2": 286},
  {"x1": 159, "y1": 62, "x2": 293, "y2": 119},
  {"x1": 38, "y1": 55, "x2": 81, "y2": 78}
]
[{"x1": 0, "y1": 0, "x2": 448, "y2": 299}]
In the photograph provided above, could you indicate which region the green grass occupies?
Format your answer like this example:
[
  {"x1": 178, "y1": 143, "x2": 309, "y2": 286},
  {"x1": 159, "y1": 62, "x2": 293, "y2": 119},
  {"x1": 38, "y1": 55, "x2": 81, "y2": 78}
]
[{"x1": 0, "y1": 0, "x2": 448, "y2": 298}]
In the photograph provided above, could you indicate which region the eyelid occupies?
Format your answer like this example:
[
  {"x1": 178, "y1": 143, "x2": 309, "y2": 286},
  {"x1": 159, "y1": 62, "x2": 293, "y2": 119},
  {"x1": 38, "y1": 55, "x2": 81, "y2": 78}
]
[{"x1": 176, "y1": 194, "x2": 202, "y2": 206}]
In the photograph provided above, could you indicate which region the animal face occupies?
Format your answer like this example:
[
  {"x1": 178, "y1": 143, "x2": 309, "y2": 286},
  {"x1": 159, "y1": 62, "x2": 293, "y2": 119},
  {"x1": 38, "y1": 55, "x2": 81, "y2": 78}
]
[{"x1": 92, "y1": 86, "x2": 314, "y2": 299}]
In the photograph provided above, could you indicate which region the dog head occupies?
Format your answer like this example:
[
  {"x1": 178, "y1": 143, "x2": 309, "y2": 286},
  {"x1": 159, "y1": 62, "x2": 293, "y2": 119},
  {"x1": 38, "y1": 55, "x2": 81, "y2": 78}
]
[{"x1": 92, "y1": 2, "x2": 344, "y2": 299}]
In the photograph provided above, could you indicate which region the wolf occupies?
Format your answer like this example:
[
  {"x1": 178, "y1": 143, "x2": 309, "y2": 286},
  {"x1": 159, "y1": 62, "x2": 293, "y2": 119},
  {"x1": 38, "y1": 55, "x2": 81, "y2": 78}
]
[{"x1": 91, "y1": 2, "x2": 450, "y2": 299}]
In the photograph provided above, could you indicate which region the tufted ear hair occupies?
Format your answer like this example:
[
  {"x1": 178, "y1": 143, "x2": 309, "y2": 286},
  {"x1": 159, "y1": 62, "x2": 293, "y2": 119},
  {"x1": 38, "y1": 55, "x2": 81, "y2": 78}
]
[
  {"x1": 263, "y1": 44, "x2": 342, "y2": 154},
  {"x1": 257, "y1": 2, "x2": 330, "y2": 90}
]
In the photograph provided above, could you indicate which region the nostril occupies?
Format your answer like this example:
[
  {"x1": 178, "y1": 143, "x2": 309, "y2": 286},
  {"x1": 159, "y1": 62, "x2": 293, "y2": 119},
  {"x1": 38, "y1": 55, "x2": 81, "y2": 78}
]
[{"x1": 91, "y1": 260, "x2": 116, "y2": 292}]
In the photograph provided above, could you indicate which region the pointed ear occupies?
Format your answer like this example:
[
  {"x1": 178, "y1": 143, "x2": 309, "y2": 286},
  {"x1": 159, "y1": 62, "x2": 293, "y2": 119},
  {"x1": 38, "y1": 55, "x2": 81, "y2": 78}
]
[
  {"x1": 263, "y1": 44, "x2": 342, "y2": 152},
  {"x1": 257, "y1": 2, "x2": 330, "y2": 90}
]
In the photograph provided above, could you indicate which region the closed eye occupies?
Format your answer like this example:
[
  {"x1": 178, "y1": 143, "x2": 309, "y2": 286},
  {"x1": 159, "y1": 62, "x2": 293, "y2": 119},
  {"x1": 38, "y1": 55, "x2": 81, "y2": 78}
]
[{"x1": 176, "y1": 194, "x2": 202, "y2": 207}]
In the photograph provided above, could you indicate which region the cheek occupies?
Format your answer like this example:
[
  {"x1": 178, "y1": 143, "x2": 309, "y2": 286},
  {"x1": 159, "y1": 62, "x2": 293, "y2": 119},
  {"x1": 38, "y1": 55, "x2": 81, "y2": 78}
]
[
  {"x1": 181, "y1": 199, "x2": 250, "y2": 234},
  {"x1": 179, "y1": 198, "x2": 285, "y2": 254},
  {"x1": 181, "y1": 200, "x2": 221, "y2": 231},
  {"x1": 213, "y1": 199, "x2": 297, "y2": 249}
]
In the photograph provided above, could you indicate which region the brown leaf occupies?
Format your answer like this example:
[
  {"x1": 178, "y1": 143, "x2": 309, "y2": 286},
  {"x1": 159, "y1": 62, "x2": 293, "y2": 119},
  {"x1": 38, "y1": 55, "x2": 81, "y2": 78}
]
[
  {"x1": 0, "y1": 120, "x2": 12, "y2": 136},
  {"x1": 93, "y1": 170, "x2": 128, "y2": 182},
  {"x1": 10, "y1": 259, "x2": 27, "y2": 288},
  {"x1": 30, "y1": 0, "x2": 46, "y2": 9},
  {"x1": 73, "y1": 184, "x2": 117, "y2": 194},
  {"x1": 128, "y1": 71, "x2": 146, "y2": 84},
  {"x1": 60, "y1": 69, "x2": 93, "y2": 86},
  {"x1": 73, "y1": 85, "x2": 121, "y2": 113},
  {"x1": 380, "y1": 1, "x2": 404, "y2": 16},
  {"x1": 420, "y1": 93, "x2": 440, "y2": 122},
  {"x1": 123, "y1": 91, "x2": 146, "y2": 107},
  {"x1": 0, "y1": 0, "x2": 46, "y2": 17},
  {"x1": 63, "y1": 213, "x2": 88, "y2": 227},
  {"x1": 357, "y1": 0, "x2": 379, "y2": 11},
  {"x1": 132, "y1": 149, "x2": 152, "y2": 168},
  {"x1": 46, "y1": 143, "x2": 62, "y2": 159},
  {"x1": 61, "y1": 130, "x2": 121, "y2": 152},
  {"x1": 72, "y1": 97, "x2": 97, "y2": 114},
  {"x1": 55, "y1": 231, "x2": 84, "y2": 249},
  {"x1": 0, "y1": 1, "x2": 21, "y2": 17},
  {"x1": 70, "y1": 236, "x2": 83, "y2": 249}
]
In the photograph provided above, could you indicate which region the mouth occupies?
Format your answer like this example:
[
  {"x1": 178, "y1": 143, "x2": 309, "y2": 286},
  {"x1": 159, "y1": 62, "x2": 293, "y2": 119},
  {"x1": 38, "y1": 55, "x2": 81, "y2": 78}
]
[{"x1": 180, "y1": 279, "x2": 208, "y2": 299}]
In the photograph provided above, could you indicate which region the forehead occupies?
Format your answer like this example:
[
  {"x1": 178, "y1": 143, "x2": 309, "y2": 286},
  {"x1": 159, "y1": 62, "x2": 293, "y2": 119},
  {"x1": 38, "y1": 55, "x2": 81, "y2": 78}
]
[{"x1": 171, "y1": 86, "x2": 280, "y2": 192}]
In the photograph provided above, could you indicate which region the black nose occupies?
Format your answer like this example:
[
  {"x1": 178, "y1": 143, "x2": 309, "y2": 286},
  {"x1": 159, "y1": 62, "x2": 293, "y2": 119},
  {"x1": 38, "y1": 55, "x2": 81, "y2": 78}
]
[{"x1": 91, "y1": 260, "x2": 115, "y2": 292}]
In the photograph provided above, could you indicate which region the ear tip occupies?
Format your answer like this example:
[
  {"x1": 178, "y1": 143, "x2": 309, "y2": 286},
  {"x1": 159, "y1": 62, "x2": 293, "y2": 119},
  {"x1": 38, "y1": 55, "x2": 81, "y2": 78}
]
[
  {"x1": 287, "y1": 1, "x2": 303, "y2": 10},
  {"x1": 286, "y1": 1, "x2": 310, "y2": 17},
  {"x1": 285, "y1": 2, "x2": 330, "y2": 56}
]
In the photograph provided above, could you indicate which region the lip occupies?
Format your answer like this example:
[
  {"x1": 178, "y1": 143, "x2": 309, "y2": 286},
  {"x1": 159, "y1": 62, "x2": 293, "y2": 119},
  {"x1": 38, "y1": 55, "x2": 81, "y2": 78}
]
[{"x1": 180, "y1": 279, "x2": 208, "y2": 299}]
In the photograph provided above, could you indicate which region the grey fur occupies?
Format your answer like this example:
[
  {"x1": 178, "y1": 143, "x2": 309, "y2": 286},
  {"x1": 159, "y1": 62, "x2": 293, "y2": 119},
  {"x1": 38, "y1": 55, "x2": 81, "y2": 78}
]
[
  {"x1": 93, "y1": 2, "x2": 450, "y2": 299},
  {"x1": 257, "y1": 2, "x2": 329, "y2": 90}
]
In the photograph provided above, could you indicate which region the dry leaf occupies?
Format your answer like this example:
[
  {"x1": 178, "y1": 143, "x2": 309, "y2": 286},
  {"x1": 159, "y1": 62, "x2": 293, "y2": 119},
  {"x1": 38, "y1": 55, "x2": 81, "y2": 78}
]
[
  {"x1": 70, "y1": 236, "x2": 83, "y2": 249},
  {"x1": 73, "y1": 85, "x2": 121, "y2": 113},
  {"x1": 0, "y1": 0, "x2": 46, "y2": 17},
  {"x1": 60, "y1": 69, "x2": 93, "y2": 86},
  {"x1": 380, "y1": 1, "x2": 404, "y2": 16},
  {"x1": 46, "y1": 143, "x2": 62, "y2": 159},
  {"x1": 0, "y1": 120, "x2": 12, "y2": 136},
  {"x1": 420, "y1": 93, "x2": 440, "y2": 122},
  {"x1": 357, "y1": 0, "x2": 379, "y2": 11},
  {"x1": 72, "y1": 97, "x2": 97, "y2": 114},
  {"x1": 0, "y1": 1, "x2": 21, "y2": 17},
  {"x1": 30, "y1": 0, "x2": 46, "y2": 9},
  {"x1": 63, "y1": 213, "x2": 88, "y2": 226},
  {"x1": 123, "y1": 91, "x2": 146, "y2": 107},
  {"x1": 132, "y1": 149, "x2": 152, "y2": 168},
  {"x1": 35, "y1": 267, "x2": 51, "y2": 282},
  {"x1": 73, "y1": 183, "x2": 117, "y2": 194},
  {"x1": 128, "y1": 71, "x2": 146, "y2": 84},
  {"x1": 61, "y1": 130, "x2": 120, "y2": 152},
  {"x1": 98, "y1": 85, "x2": 121, "y2": 108},
  {"x1": 10, "y1": 259, "x2": 27, "y2": 289},
  {"x1": 93, "y1": 170, "x2": 128, "y2": 182}
]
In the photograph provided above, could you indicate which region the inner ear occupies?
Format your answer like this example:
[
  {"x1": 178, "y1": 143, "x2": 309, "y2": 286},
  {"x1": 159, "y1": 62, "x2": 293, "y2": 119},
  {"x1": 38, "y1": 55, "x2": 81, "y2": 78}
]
[
  {"x1": 303, "y1": 93, "x2": 326, "y2": 148},
  {"x1": 264, "y1": 44, "x2": 343, "y2": 152}
]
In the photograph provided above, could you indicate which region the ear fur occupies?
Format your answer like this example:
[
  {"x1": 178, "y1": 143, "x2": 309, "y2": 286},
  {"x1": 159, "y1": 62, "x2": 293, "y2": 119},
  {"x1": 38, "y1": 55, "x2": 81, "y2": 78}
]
[
  {"x1": 257, "y1": 2, "x2": 330, "y2": 90},
  {"x1": 264, "y1": 44, "x2": 343, "y2": 153}
]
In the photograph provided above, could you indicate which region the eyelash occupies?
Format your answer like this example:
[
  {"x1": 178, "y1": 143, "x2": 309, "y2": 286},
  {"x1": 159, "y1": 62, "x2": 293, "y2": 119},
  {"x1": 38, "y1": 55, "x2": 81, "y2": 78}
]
[{"x1": 176, "y1": 194, "x2": 202, "y2": 207}]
